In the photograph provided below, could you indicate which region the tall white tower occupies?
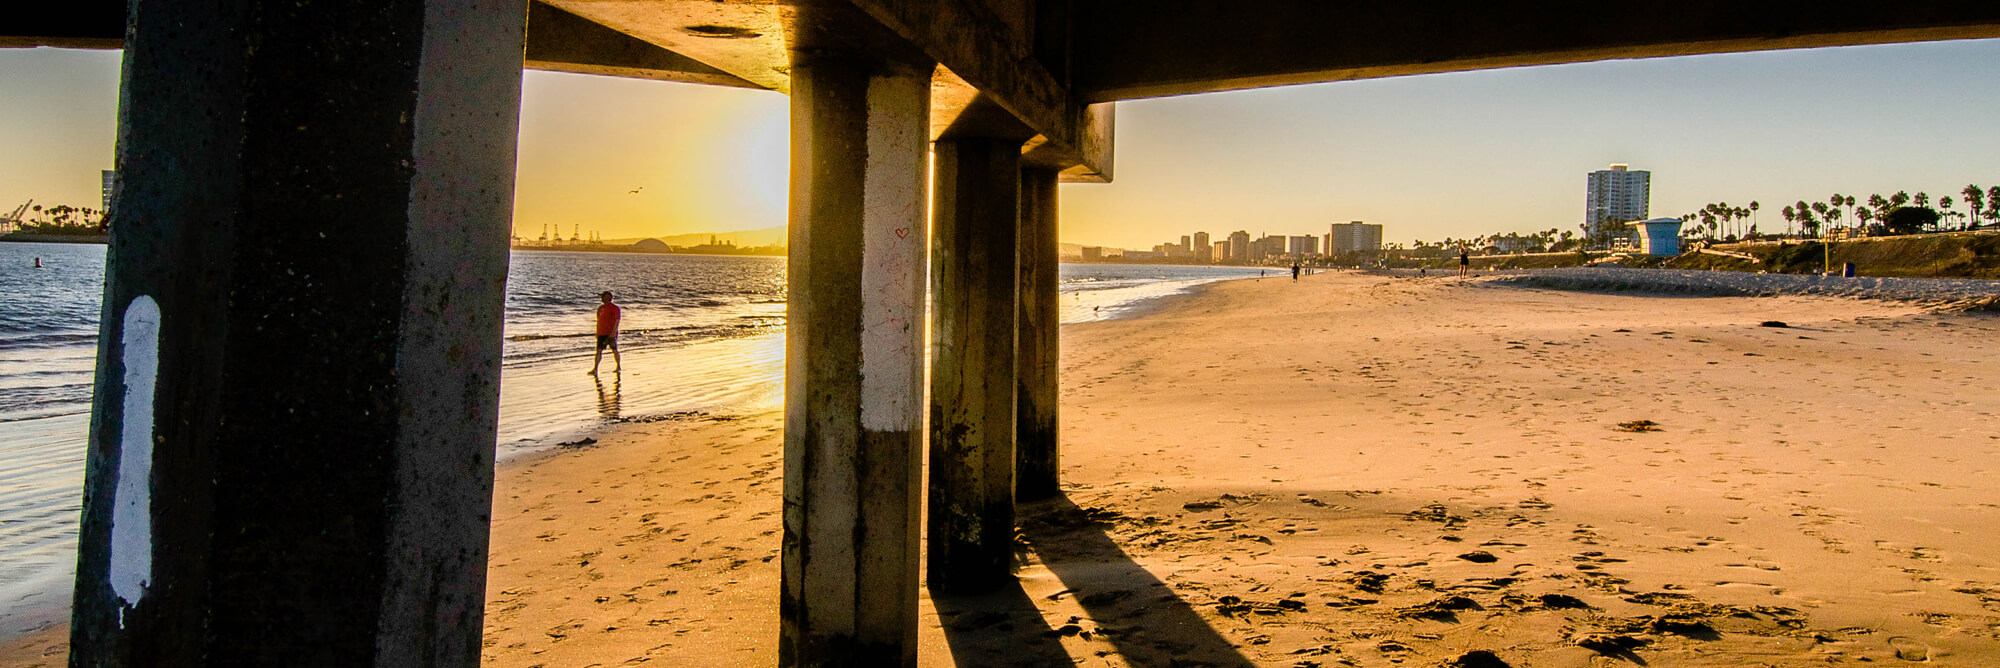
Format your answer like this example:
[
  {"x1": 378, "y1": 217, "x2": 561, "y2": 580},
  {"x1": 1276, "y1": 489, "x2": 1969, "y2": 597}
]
[{"x1": 1585, "y1": 163, "x2": 1650, "y2": 241}]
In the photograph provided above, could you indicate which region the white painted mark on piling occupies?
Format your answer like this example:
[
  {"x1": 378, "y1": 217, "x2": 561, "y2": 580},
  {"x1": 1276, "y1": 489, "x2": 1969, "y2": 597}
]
[
  {"x1": 858, "y1": 73, "x2": 926, "y2": 433},
  {"x1": 110, "y1": 295, "x2": 160, "y2": 616}
]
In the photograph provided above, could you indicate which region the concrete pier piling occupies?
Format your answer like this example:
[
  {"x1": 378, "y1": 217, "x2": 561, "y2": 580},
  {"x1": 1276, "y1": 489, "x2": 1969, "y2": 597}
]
[
  {"x1": 1016, "y1": 167, "x2": 1062, "y2": 501},
  {"x1": 779, "y1": 49, "x2": 933, "y2": 666},
  {"x1": 928, "y1": 136, "x2": 1027, "y2": 593},
  {"x1": 69, "y1": 0, "x2": 526, "y2": 663}
]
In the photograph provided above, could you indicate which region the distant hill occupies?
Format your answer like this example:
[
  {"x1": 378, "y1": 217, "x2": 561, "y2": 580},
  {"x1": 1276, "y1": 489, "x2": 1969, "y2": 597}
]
[{"x1": 606, "y1": 226, "x2": 787, "y2": 248}]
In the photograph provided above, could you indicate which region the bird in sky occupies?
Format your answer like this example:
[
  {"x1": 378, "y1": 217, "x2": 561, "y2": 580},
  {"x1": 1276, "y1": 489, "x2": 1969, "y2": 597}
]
[{"x1": 629, "y1": 187, "x2": 643, "y2": 194}]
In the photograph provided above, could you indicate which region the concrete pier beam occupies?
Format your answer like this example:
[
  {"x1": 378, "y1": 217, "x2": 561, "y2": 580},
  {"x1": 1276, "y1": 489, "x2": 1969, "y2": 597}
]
[
  {"x1": 779, "y1": 50, "x2": 933, "y2": 665},
  {"x1": 928, "y1": 134, "x2": 1029, "y2": 593},
  {"x1": 70, "y1": 0, "x2": 526, "y2": 664},
  {"x1": 1016, "y1": 167, "x2": 1061, "y2": 500}
]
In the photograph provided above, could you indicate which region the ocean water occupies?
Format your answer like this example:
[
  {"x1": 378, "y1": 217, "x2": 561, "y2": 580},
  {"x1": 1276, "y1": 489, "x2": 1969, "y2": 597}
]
[
  {"x1": 1058, "y1": 263, "x2": 1276, "y2": 322},
  {"x1": 0, "y1": 242, "x2": 1261, "y2": 637}
]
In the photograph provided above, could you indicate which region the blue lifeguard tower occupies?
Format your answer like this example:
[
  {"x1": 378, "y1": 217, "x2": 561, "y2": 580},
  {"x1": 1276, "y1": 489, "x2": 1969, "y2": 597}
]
[{"x1": 1627, "y1": 218, "x2": 1685, "y2": 255}]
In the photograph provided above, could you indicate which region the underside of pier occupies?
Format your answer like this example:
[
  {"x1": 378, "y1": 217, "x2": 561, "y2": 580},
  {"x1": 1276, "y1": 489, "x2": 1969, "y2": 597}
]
[{"x1": 10, "y1": 1, "x2": 2000, "y2": 665}]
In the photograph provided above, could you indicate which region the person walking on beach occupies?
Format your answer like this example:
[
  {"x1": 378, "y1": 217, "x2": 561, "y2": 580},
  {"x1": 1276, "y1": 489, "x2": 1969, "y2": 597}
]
[
  {"x1": 1291, "y1": 262, "x2": 1301, "y2": 281},
  {"x1": 1457, "y1": 247, "x2": 1470, "y2": 277},
  {"x1": 589, "y1": 291, "x2": 622, "y2": 375}
]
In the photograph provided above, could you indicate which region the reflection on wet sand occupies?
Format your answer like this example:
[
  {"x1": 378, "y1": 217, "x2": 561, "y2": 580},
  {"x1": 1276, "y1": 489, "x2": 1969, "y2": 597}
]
[{"x1": 595, "y1": 374, "x2": 621, "y2": 419}]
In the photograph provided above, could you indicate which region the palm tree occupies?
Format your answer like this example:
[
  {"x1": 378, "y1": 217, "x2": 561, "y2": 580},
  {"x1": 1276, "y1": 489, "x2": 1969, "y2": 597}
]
[
  {"x1": 1940, "y1": 196, "x2": 1957, "y2": 231},
  {"x1": 1963, "y1": 185, "x2": 1985, "y2": 230},
  {"x1": 1749, "y1": 200, "x2": 1760, "y2": 236},
  {"x1": 1856, "y1": 207, "x2": 1874, "y2": 235},
  {"x1": 1987, "y1": 186, "x2": 2000, "y2": 227},
  {"x1": 1781, "y1": 205, "x2": 1796, "y2": 236}
]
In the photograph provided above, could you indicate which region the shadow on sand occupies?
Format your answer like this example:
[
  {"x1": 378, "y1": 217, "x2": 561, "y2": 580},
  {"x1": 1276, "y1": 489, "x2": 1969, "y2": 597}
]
[
  {"x1": 1005, "y1": 494, "x2": 1255, "y2": 668},
  {"x1": 933, "y1": 493, "x2": 1253, "y2": 667},
  {"x1": 932, "y1": 580, "x2": 1077, "y2": 667}
]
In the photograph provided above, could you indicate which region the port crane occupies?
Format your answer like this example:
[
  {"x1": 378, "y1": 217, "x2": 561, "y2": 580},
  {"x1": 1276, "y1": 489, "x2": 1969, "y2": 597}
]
[{"x1": 0, "y1": 200, "x2": 31, "y2": 234}]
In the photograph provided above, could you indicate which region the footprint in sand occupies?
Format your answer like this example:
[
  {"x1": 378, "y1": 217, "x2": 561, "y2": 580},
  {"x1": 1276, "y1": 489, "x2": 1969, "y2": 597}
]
[{"x1": 1888, "y1": 636, "x2": 1929, "y2": 661}]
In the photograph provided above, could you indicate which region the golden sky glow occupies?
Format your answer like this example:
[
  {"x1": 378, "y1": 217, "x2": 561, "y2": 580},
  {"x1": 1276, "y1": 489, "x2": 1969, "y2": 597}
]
[
  {"x1": 5, "y1": 41, "x2": 2000, "y2": 249},
  {"x1": 514, "y1": 73, "x2": 788, "y2": 241}
]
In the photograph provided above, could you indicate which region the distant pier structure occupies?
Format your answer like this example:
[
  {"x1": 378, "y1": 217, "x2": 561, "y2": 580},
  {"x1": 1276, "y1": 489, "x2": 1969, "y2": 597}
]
[{"x1": 12, "y1": 2, "x2": 2000, "y2": 665}]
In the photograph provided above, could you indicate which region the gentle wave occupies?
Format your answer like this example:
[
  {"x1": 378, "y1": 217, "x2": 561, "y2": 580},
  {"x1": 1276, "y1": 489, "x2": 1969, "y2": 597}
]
[{"x1": 0, "y1": 331, "x2": 97, "y2": 350}]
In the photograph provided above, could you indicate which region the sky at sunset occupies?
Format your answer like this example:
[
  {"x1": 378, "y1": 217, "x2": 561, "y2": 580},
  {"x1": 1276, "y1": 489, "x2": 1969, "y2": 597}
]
[{"x1": 3, "y1": 38, "x2": 1997, "y2": 249}]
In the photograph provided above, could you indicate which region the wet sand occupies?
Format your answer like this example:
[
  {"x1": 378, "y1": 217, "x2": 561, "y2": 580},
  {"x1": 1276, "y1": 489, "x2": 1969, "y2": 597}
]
[{"x1": 11, "y1": 271, "x2": 2000, "y2": 666}]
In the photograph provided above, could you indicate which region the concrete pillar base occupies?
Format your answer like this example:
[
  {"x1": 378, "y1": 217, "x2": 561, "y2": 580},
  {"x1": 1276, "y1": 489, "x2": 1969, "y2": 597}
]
[
  {"x1": 780, "y1": 51, "x2": 932, "y2": 666},
  {"x1": 70, "y1": 0, "x2": 526, "y2": 663},
  {"x1": 1017, "y1": 167, "x2": 1062, "y2": 501},
  {"x1": 928, "y1": 136, "x2": 1025, "y2": 594}
]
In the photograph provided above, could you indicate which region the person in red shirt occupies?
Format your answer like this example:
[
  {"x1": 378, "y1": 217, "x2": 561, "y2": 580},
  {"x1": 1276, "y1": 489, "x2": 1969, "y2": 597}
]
[{"x1": 589, "y1": 291, "x2": 622, "y2": 375}]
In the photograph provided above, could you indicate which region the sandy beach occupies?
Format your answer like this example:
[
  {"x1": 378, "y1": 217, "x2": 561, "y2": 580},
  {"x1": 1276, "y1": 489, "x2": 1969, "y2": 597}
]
[{"x1": 9, "y1": 270, "x2": 1999, "y2": 666}]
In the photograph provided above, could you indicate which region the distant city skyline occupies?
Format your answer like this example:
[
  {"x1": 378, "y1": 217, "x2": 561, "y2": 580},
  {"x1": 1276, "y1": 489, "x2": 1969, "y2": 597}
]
[{"x1": 3, "y1": 38, "x2": 1998, "y2": 249}]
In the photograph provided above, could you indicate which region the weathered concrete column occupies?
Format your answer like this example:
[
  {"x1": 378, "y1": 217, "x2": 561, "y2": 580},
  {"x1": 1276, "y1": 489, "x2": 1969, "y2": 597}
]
[
  {"x1": 779, "y1": 51, "x2": 932, "y2": 665},
  {"x1": 1016, "y1": 167, "x2": 1061, "y2": 500},
  {"x1": 70, "y1": 0, "x2": 525, "y2": 664},
  {"x1": 928, "y1": 136, "x2": 1027, "y2": 593}
]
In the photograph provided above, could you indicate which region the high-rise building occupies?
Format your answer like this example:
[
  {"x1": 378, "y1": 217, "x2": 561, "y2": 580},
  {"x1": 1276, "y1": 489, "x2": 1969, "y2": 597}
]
[
  {"x1": 1250, "y1": 235, "x2": 1284, "y2": 259},
  {"x1": 1193, "y1": 231, "x2": 1211, "y2": 263},
  {"x1": 1228, "y1": 231, "x2": 1250, "y2": 262},
  {"x1": 1287, "y1": 235, "x2": 1317, "y2": 256},
  {"x1": 1585, "y1": 163, "x2": 1650, "y2": 240},
  {"x1": 1212, "y1": 240, "x2": 1229, "y2": 263},
  {"x1": 1328, "y1": 221, "x2": 1384, "y2": 253}
]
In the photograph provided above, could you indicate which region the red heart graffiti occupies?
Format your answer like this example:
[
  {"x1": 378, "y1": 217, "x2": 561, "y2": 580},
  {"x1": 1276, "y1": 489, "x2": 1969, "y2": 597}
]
[{"x1": 894, "y1": 227, "x2": 910, "y2": 239}]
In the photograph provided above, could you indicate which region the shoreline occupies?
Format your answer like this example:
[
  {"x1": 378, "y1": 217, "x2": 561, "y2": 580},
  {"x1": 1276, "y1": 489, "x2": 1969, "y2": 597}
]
[{"x1": 0, "y1": 235, "x2": 106, "y2": 245}]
